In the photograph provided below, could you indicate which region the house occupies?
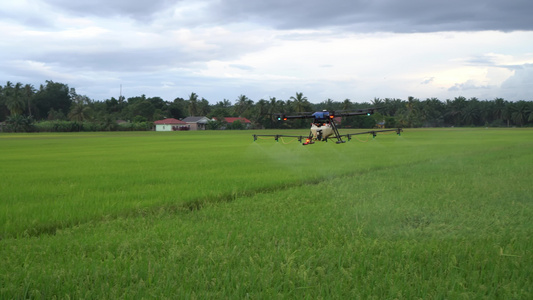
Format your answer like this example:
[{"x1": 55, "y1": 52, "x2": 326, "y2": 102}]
[
  {"x1": 224, "y1": 117, "x2": 251, "y2": 125},
  {"x1": 154, "y1": 118, "x2": 189, "y2": 131},
  {"x1": 213, "y1": 117, "x2": 252, "y2": 129},
  {"x1": 181, "y1": 116, "x2": 210, "y2": 130}
]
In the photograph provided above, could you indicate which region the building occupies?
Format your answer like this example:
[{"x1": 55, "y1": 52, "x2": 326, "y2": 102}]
[
  {"x1": 213, "y1": 117, "x2": 252, "y2": 129},
  {"x1": 154, "y1": 118, "x2": 188, "y2": 131},
  {"x1": 182, "y1": 116, "x2": 210, "y2": 130},
  {"x1": 224, "y1": 117, "x2": 251, "y2": 125}
]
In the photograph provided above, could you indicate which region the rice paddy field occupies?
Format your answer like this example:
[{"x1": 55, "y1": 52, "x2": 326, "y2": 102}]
[{"x1": 1, "y1": 128, "x2": 532, "y2": 299}]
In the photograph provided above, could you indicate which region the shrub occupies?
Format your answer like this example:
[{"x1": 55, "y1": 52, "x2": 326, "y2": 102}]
[{"x1": 5, "y1": 115, "x2": 35, "y2": 132}]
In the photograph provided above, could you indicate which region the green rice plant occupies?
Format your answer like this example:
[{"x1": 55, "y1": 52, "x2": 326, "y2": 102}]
[
  {"x1": 0, "y1": 129, "x2": 530, "y2": 239},
  {"x1": 0, "y1": 128, "x2": 531, "y2": 298}
]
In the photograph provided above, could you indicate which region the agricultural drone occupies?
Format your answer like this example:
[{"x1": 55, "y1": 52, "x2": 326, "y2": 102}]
[{"x1": 253, "y1": 108, "x2": 402, "y2": 145}]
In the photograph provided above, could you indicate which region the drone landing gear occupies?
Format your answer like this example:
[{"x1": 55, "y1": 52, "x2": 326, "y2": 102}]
[{"x1": 330, "y1": 120, "x2": 346, "y2": 144}]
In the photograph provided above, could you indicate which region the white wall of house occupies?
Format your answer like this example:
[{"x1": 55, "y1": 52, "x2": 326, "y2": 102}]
[{"x1": 155, "y1": 124, "x2": 172, "y2": 131}]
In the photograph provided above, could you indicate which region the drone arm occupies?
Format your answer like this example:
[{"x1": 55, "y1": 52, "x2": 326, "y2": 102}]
[
  {"x1": 253, "y1": 134, "x2": 307, "y2": 142},
  {"x1": 339, "y1": 128, "x2": 403, "y2": 140},
  {"x1": 336, "y1": 109, "x2": 376, "y2": 117},
  {"x1": 283, "y1": 114, "x2": 314, "y2": 120}
]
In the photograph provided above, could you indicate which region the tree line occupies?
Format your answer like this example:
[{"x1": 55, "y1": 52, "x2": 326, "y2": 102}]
[{"x1": 1, "y1": 80, "x2": 532, "y2": 132}]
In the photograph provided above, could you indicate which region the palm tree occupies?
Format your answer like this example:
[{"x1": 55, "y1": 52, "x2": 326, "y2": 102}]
[
  {"x1": 222, "y1": 99, "x2": 231, "y2": 108},
  {"x1": 405, "y1": 96, "x2": 420, "y2": 127},
  {"x1": 290, "y1": 92, "x2": 311, "y2": 128},
  {"x1": 254, "y1": 99, "x2": 269, "y2": 128},
  {"x1": 372, "y1": 97, "x2": 383, "y2": 107},
  {"x1": 502, "y1": 102, "x2": 513, "y2": 127},
  {"x1": 529, "y1": 103, "x2": 533, "y2": 124},
  {"x1": 323, "y1": 98, "x2": 335, "y2": 110},
  {"x1": 267, "y1": 97, "x2": 276, "y2": 128},
  {"x1": 492, "y1": 98, "x2": 507, "y2": 124},
  {"x1": 68, "y1": 95, "x2": 92, "y2": 122},
  {"x1": 188, "y1": 92, "x2": 199, "y2": 116},
  {"x1": 341, "y1": 99, "x2": 352, "y2": 111},
  {"x1": 68, "y1": 102, "x2": 92, "y2": 122},
  {"x1": 290, "y1": 92, "x2": 310, "y2": 113},
  {"x1": 199, "y1": 98, "x2": 210, "y2": 116},
  {"x1": 461, "y1": 104, "x2": 480, "y2": 126},
  {"x1": 23, "y1": 84, "x2": 35, "y2": 116},
  {"x1": 235, "y1": 94, "x2": 251, "y2": 116},
  {"x1": 5, "y1": 82, "x2": 25, "y2": 116},
  {"x1": 511, "y1": 101, "x2": 531, "y2": 127},
  {"x1": 446, "y1": 96, "x2": 467, "y2": 126}
]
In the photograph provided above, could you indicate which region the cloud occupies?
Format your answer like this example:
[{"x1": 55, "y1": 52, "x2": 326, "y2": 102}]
[
  {"x1": 1, "y1": 0, "x2": 532, "y2": 103},
  {"x1": 42, "y1": 0, "x2": 178, "y2": 20},
  {"x1": 448, "y1": 80, "x2": 492, "y2": 91},
  {"x1": 229, "y1": 64, "x2": 255, "y2": 71},
  {"x1": 207, "y1": 0, "x2": 533, "y2": 32},
  {"x1": 421, "y1": 77, "x2": 435, "y2": 85},
  {"x1": 500, "y1": 63, "x2": 533, "y2": 100},
  {"x1": 20, "y1": 0, "x2": 533, "y2": 32}
]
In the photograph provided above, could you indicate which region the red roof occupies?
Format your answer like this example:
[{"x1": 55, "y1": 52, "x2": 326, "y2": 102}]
[
  {"x1": 154, "y1": 118, "x2": 187, "y2": 125},
  {"x1": 224, "y1": 117, "x2": 251, "y2": 123}
]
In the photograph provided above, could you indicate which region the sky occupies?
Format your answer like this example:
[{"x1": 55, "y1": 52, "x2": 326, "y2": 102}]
[{"x1": 1, "y1": 0, "x2": 532, "y2": 104}]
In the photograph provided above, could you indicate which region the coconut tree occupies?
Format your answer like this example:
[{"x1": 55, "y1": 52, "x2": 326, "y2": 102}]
[
  {"x1": 290, "y1": 92, "x2": 310, "y2": 113},
  {"x1": 405, "y1": 96, "x2": 421, "y2": 128},
  {"x1": 4, "y1": 82, "x2": 25, "y2": 116},
  {"x1": 372, "y1": 97, "x2": 383, "y2": 107},
  {"x1": 254, "y1": 99, "x2": 269, "y2": 128},
  {"x1": 322, "y1": 98, "x2": 335, "y2": 110},
  {"x1": 341, "y1": 99, "x2": 353, "y2": 111},
  {"x1": 235, "y1": 94, "x2": 252, "y2": 117},
  {"x1": 23, "y1": 84, "x2": 35, "y2": 116},
  {"x1": 187, "y1": 92, "x2": 199, "y2": 116},
  {"x1": 68, "y1": 94, "x2": 92, "y2": 122},
  {"x1": 289, "y1": 92, "x2": 312, "y2": 128}
]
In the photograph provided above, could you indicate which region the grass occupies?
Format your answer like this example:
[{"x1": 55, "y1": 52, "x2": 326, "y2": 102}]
[{"x1": 1, "y1": 128, "x2": 532, "y2": 298}]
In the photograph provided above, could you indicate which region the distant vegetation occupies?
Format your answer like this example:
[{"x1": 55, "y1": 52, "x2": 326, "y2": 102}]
[{"x1": 1, "y1": 80, "x2": 532, "y2": 132}]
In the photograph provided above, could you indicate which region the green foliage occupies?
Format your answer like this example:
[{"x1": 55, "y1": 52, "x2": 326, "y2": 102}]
[
  {"x1": 3, "y1": 82, "x2": 26, "y2": 116},
  {"x1": 206, "y1": 119, "x2": 224, "y2": 130},
  {"x1": 32, "y1": 121, "x2": 152, "y2": 132},
  {"x1": 117, "y1": 121, "x2": 153, "y2": 131},
  {"x1": 2, "y1": 81, "x2": 533, "y2": 130},
  {"x1": 47, "y1": 108, "x2": 67, "y2": 120},
  {"x1": 227, "y1": 119, "x2": 245, "y2": 130},
  {"x1": 33, "y1": 81, "x2": 72, "y2": 119},
  {"x1": 132, "y1": 115, "x2": 148, "y2": 123},
  {"x1": 4, "y1": 115, "x2": 35, "y2": 132}
]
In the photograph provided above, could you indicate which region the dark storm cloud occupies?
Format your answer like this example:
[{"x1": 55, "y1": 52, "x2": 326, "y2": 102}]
[
  {"x1": 43, "y1": 0, "x2": 178, "y2": 20},
  {"x1": 208, "y1": 0, "x2": 533, "y2": 32},
  {"x1": 38, "y1": 0, "x2": 533, "y2": 32}
]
